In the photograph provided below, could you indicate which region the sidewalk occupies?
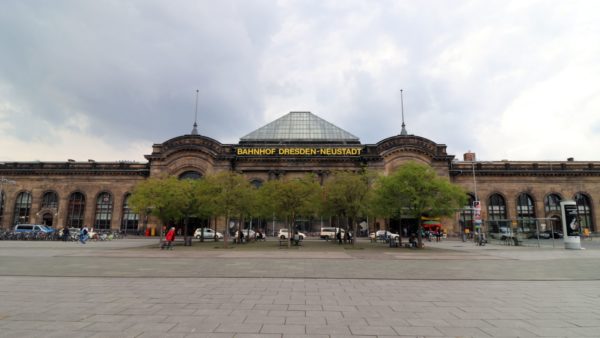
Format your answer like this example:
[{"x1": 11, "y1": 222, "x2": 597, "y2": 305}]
[{"x1": 0, "y1": 238, "x2": 599, "y2": 337}]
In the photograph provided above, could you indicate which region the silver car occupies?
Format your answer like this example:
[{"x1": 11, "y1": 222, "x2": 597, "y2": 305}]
[{"x1": 194, "y1": 228, "x2": 223, "y2": 240}]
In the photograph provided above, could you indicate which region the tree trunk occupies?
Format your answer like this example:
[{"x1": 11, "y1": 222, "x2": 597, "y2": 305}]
[
  {"x1": 350, "y1": 216, "x2": 355, "y2": 246},
  {"x1": 417, "y1": 218, "x2": 423, "y2": 248},
  {"x1": 184, "y1": 216, "x2": 189, "y2": 246},
  {"x1": 288, "y1": 214, "x2": 293, "y2": 248},
  {"x1": 223, "y1": 212, "x2": 229, "y2": 249},
  {"x1": 213, "y1": 216, "x2": 218, "y2": 242}
]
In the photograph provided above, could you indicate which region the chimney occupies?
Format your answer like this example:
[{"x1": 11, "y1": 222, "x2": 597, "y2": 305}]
[
  {"x1": 567, "y1": 157, "x2": 574, "y2": 162},
  {"x1": 463, "y1": 151, "x2": 476, "y2": 162}
]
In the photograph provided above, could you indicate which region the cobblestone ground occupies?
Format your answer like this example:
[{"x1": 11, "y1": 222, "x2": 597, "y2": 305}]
[{"x1": 0, "y1": 238, "x2": 599, "y2": 337}]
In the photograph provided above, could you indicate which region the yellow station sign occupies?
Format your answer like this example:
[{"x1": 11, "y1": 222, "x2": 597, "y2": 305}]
[{"x1": 236, "y1": 147, "x2": 363, "y2": 156}]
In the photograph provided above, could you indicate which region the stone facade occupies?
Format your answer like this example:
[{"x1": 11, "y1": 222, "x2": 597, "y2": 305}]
[{"x1": 1, "y1": 133, "x2": 598, "y2": 235}]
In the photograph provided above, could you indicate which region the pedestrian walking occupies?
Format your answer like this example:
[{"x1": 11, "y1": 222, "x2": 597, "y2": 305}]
[
  {"x1": 79, "y1": 226, "x2": 89, "y2": 244},
  {"x1": 162, "y1": 227, "x2": 176, "y2": 250}
]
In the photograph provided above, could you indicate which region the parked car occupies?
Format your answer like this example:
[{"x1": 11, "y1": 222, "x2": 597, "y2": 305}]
[
  {"x1": 528, "y1": 231, "x2": 551, "y2": 239},
  {"x1": 278, "y1": 229, "x2": 306, "y2": 240},
  {"x1": 194, "y1": 228, "x2": 223, "y2": 240},
  {"x1": 234, "y1": 229, "x2": 256, "y2": 239},
  {"x1": 319, "y1": 227, "x2": 345, "y2": 240},
  {"x1": 14, "y1": 224, "x2": 55, "y2": 233},
  {"x1": 489, "y1": 226, "x2": 513, "y2": 240},
  {"x1": 545, "y1": 230, "x2": 563, "y2": 239},
  {"x1": 370, "y1": 230, "x2": 400, "y2": 240}
]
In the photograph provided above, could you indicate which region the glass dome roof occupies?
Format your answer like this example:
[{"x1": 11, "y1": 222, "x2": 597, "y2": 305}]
[{"x1": 240, "y1": 112, "x2": 360, "y2": 144}]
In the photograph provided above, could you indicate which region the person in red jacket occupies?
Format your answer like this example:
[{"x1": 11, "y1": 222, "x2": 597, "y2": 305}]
[{"x1": 162, "y1": 227, "x2": 176, "y2": 250}]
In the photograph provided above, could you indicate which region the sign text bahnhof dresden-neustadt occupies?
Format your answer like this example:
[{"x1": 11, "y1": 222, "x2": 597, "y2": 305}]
[{"x1": 236, "y1": 147, "x2": 363, "y2": 156}]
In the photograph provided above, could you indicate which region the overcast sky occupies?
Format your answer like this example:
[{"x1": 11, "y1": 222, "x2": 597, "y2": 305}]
[{"x1": 1, "y1": 0, "x2": 599, "y2": 163}]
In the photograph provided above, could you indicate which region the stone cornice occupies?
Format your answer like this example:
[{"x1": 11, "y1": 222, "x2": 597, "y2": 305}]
[
  {"x1": 376, "y1": 135, "x2": 454, "y2": 162},
  {"x1": 0, "y1": 162, "x2": 149, "y2": 177},
  {"x1": 450, "y1": 161, "x2": 600, "y2": 177},
  {"x1": 145, "y1": 135, "x2": 223, "y2": 161}
]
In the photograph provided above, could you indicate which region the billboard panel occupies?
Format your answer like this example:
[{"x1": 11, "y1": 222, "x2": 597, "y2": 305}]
[
  {"x1": 560, "y1": 200, "x2": 581, "y2": 250},
  {"x1": 563, "y1": 204, "x2": 580, "y2": 237}
]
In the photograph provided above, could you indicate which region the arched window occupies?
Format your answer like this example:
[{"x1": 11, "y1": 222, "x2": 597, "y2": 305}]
[
  {"x1": 250, "y1": 179, "x2": 263, "y2": 188},
  {"x1": 41, "y1": 191, "x2": 59, "y2": 209},
  {"x1": 121, "y1": 194, "x2": 139, "y2": 233},
  {"x1": 459, "y1": 193, "x2": 476, "y2": 231},
  {"x1": 574, "y1": 193, "x2": 594, "y2": 232},
  {"x1": 94, "y1": 192, "x2": 113, "y2": 230},
  {"x1": 0, "y1": 191, "x2": 5, "y2": 225},
  {"x1": 516, "y1": 193, "x2": 536, "y2": 230},
  {"x1": 13, "y1": 191, "x2": 32, "y2": 225},
  {"x1": 488, "y1": 194, "x2": 506, "y2": 220},
  {"x1": 67, "y1": 192, "x2": 85, "y2": 228},
  {"x1": 544, "y1": 193, "x2": 562, "y2": 213},
  {"x1": 488, "y1": 193, "x2": 508, "y2": 233},
  {"x1": 179, "y1": 171, "x2": 202, "y2": 180}
]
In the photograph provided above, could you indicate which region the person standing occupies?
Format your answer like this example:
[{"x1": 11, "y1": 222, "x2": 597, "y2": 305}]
[
  {"x1": 79, "y1": 226, "x2": 89, "y2": 244},
  {"x1": 163, "y1": 227, "x2": 176, "y2": 250}
]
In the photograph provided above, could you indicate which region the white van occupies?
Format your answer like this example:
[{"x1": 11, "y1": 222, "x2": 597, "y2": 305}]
[
  {"x1": 278, "y1": 229, "x2": 306, "y2": 240},
  {"x1": 14, "y1": 224, "x2": 55, "y2": 233},
  {"x1": 320, "y1": 227, "x2": 345, "y2": 240}
]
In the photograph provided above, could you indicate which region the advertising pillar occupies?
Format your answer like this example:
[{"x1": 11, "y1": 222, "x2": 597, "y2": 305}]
[
  {"x1": 560, "y1": 200, "x2": 582, "y2": 250},
  {"x1": 473, "y1": 201, "x2": 481, "y2": 230}
]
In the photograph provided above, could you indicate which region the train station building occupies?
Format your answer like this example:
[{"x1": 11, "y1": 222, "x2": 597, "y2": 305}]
[{"x1": 1, "y1": 111, "x2": 598, "y2": 236}]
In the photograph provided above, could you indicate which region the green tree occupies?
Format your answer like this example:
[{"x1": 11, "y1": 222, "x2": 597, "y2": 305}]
[
  {"x1": 373, "y1": 162, "x2": 467, "y2": 248},
  {"x1": 204, "y1": 171, "x2": 254, "y2": 248},
  {"x1": 128, "y1": 176, "x2": 186, "y2": 240},
  {"x1": 257, "y1": 174, "x2": 321, "y2": 247},
  {"x1": 194, "y1": 177, "x2": 221, "y2": 242},
  {"x1": 177, "y1": 178, "x2": 206, "y2": 245},
  {"x1": 322, "y1": 170, "x2": 372, "y2": 244}
]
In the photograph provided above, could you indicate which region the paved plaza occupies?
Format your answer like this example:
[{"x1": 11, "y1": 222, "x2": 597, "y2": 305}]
[{"x1": 0, "y1": 237, "x2": 599, "y2": 337}]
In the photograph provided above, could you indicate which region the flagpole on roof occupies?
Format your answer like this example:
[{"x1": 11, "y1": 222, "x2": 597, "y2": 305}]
[
  {"x1": 400, "y1": 89, "x2": 408, "y2": 136},
  {"x1": 191, "y1": 89, "x2": 199, "y2": 135}
]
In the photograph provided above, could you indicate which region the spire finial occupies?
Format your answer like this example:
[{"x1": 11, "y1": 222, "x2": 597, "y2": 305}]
[
  {"x1": 400, "y1": 89, "x2": 407, "y2": 136},
  {"x1": 191, "y1": 89, "x2": 199, "y2": 135}
]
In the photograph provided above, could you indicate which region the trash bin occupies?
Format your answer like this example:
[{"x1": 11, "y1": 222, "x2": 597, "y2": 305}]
[{"x1": 185, "y1": 237, "x2": 192, "y2": 246}]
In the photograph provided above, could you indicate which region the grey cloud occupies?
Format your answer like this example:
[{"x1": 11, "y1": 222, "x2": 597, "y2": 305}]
[
  {"x1": 0, "y1": 0, "x2": 281, "y2": 145},
  {"x1": 1, "y1": 0, "x2": 599, "y2": 161}
]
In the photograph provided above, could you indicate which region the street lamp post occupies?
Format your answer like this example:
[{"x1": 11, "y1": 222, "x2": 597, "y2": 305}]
[
  {"x1": 471, "y1": 161, "x2": 478, "y2": 202},
  {"x1": 470, "y1": 161, "x2": 484, "y2": 245}
]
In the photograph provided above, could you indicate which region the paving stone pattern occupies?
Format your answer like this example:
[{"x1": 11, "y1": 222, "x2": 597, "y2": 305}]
[{"x1": 0, "y1": 238, "x2": 599, "y2": 337}]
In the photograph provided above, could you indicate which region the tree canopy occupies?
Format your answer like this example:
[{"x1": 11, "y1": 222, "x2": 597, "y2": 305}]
[
  {"x1": 128, "y1": 176, "x2": 186, "y2": 229},
  {"x1": 321, "y1": 170, "x2": 374, "y2": 243},
  {"x1": 372, "y1": 162, "x2": 467, "y2": 247},
  {"x1": 257, "y1": 174, "x2": 321, "y2": 247},
  {"x1": 129, "y1": 163, "x2": 466, "y2": 250}
]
